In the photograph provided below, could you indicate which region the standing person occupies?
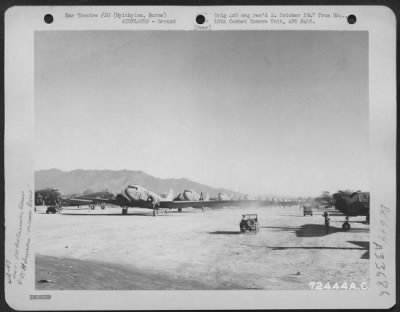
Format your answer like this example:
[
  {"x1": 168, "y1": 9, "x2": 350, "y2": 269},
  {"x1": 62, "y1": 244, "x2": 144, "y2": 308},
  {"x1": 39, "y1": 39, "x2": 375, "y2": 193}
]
[{"x1": 324, "y1": 211, "x2": 330, "y2": 234}]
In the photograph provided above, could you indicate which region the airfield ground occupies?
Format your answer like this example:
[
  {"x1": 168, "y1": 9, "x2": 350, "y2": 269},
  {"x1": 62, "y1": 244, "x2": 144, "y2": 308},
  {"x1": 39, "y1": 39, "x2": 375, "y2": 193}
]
[{"x1": 35, "y1": 205, "x2": 369, "y2": 290}]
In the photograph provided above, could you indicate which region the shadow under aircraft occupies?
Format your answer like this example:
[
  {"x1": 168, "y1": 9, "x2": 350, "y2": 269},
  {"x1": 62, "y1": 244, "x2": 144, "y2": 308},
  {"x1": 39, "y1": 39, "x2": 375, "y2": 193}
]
[
  {"x1": 260, "y1": 224, "x2": 369, "y2": 238},
  {"x1": 242, "y1": 240, "x2": 369, "y2": 260}
]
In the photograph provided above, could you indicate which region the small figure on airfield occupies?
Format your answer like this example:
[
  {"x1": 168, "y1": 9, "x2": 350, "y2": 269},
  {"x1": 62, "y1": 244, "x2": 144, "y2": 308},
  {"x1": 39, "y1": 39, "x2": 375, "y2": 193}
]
[{"x1": 323, "y1": 211, "x2": 330, "y2": 234}]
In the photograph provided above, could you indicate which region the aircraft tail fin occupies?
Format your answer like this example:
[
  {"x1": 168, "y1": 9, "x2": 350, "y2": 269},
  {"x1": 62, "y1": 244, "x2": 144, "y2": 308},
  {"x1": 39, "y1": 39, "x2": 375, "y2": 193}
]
[
  {"x1": 165, "y1": 189, "x2": 174, "y2": 201},
  {"x1": 200, "y1": 192, "x2": 210, "y2": 201}
]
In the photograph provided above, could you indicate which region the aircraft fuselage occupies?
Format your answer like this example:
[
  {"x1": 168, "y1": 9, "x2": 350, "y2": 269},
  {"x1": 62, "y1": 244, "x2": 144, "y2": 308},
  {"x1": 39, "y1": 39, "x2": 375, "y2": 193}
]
[{"x1": 332, "y1": 192, "x2": 369, "y2": 217}]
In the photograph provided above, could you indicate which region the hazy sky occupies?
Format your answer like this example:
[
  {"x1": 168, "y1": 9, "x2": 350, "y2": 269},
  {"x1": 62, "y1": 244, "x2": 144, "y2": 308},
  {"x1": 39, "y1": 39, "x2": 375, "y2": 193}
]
[{"x1": 35, "y1": 31, "x2": 369, "y2": 196}]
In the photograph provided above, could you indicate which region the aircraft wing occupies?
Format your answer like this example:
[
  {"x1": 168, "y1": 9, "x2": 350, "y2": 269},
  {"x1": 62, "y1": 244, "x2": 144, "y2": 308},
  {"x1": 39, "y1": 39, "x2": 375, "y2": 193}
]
[
  {"x1": 324, "y1": 209, "x2": 348, "y2": 216},
  {"x1": 72, "y1": 191, "x2": 115, "y2": 201},
  {"x1": 64, "y1": 196, "x2": 119, "y2": 207},
  {"x1": 160, "y1": 200, "x2": 235, "y2": 209},
  {"x1": 66, "y1": 198, "x2": 97, "y2": 203},
  {"x1": 73, "y1": 197, "x2": 114, "y2": 202},
  {"x1": 160, "y1": 199, "x2": 279, "y2": 209}
]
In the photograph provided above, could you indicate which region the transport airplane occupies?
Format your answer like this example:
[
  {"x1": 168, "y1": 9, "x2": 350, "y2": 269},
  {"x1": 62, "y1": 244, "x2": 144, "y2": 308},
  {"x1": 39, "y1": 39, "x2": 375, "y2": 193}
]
[
  {"x1": 34, "y1": 188, "x2": 113, "y2": 210},
  {"x1": 329, "y1": 191, "x2": 370, "y2": 231}
]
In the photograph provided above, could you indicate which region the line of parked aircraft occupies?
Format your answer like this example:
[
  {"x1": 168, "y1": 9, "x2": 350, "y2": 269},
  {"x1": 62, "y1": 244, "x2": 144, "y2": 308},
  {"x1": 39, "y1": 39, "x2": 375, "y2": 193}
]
[
  {"x1": 34, "y1": 185, "x2": 300, "y2": 216},
  {"x1": 34, "y1": 185, "x2": 370, "y2": 229}
]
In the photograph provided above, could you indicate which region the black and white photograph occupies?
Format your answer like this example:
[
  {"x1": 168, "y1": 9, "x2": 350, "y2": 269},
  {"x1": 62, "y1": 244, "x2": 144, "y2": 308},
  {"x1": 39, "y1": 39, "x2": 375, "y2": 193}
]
[
  {"x1": 4, "y1": 6, "x2": 396, "y2": 310},
  {"x1": 33, "y1": 29, "x2": 371, "y2": 291}
]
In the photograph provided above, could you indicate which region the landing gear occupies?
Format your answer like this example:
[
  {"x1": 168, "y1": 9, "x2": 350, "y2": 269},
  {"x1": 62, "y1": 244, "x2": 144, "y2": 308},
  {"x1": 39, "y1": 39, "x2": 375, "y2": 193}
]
[
  {"x1": 178, "y1": 208, "x2": 182, "y2": 213},
  {"x1": 342, "y1": 222, "x2": 351, "y2": 231},
  {"x1": 101, "y1": 203, "x2": 105, "y2": 210},
  {"x1": 342, "y1": 216, "x2": 351, "y2": 231},
  {"x1": 90, "y1": 204, "x2": 95, "y2": 210},
  {"x1": 122, "y1": 207, "x2": 128, "y2": 215},
  {"x1": 152, "y1": 202, "x2": 160, "y2": 217}
]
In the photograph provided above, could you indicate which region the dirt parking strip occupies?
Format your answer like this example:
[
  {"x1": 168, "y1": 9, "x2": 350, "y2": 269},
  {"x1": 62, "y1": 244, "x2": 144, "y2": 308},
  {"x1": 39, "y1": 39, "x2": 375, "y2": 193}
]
[{"x1": 35, "y1": 205, "x2": 369, "y2": 290}]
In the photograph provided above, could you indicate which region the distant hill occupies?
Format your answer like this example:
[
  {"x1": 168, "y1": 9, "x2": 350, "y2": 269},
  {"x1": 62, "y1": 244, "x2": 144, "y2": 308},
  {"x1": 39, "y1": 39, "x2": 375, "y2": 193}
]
[{"x1": 35, "y1": 169, "x2": 239, "y2": 197}]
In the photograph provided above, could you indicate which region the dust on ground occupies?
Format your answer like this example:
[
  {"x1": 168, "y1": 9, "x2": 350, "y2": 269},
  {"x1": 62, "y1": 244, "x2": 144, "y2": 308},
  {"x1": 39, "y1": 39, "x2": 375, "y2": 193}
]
[{"x1": 35, "y1": 205, "x2": 369, "y2": 290}]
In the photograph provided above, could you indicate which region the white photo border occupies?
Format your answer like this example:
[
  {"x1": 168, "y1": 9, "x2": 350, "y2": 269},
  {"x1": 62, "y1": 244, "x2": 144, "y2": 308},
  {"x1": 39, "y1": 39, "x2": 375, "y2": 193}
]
[{"x1": 4, "y1": 5, "x2": 396, "y2": 310}]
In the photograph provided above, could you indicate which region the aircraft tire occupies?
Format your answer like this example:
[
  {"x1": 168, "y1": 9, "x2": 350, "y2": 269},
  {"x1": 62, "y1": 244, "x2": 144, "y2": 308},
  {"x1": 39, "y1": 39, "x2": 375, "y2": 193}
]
[
  {"x1": 122, "y1": 207, "x2": 128, "y2": 215},
  {"x1": 247, "y1": 219, "x2": 255, "y2": 227},
  {"x1": 342, "y1": 222, "x2": 351, "y2": 231}
]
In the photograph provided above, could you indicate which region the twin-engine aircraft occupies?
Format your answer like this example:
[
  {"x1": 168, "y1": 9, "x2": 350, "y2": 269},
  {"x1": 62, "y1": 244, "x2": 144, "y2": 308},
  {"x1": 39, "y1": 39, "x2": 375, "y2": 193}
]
[
  {"x1": 168, "y1": 189, "x2": 212, "y2": 212},
  {"x1": 110, "y1": 184, "x2": 173, "y2": 216},
  {"x1": 330, "y1": 191, "x2": 370, "y2": 231},
  {"x1": 35, "y1": 188, "x2": 64, "y2": 207},
  {"x1": 218, "y1": 192, "x2": 233, "y2": 201},
  {"x1": 69, "y1": 191, "x2": 116, "y2": 209},
  {"x1": 35, "y1": 188, "x2": 116, "y2": 210}
]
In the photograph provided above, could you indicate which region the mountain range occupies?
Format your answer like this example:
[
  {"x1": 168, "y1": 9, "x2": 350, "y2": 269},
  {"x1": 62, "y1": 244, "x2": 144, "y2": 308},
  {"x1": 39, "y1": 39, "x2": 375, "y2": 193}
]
[{"x1": 35, "y1": 169, "x2": 240, "y2": 197}]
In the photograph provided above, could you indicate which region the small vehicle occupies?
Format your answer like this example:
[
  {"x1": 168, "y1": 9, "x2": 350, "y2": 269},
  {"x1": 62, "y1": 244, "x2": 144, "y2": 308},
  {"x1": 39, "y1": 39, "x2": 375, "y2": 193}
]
[
  {"x1": 239, "y1": 214, "x2": 259, "y2": 233},
  {"x1": 303, "y1": 204, "x2": 313, "y2": 216},
  {"x1": 46, "y1": 206, "x2": 58, "y2": 214}
]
